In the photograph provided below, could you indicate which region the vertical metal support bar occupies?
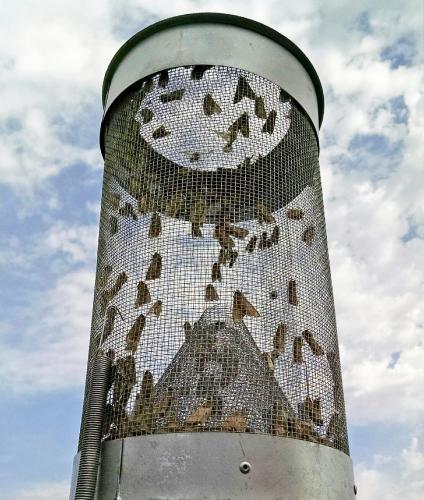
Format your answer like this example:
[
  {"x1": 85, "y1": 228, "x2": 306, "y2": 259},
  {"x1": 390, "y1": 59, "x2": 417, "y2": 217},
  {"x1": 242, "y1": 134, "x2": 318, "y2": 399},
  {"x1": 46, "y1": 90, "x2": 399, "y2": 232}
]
[{"x1": 75, "y1": 353, "x2": 111, "y2": 500}]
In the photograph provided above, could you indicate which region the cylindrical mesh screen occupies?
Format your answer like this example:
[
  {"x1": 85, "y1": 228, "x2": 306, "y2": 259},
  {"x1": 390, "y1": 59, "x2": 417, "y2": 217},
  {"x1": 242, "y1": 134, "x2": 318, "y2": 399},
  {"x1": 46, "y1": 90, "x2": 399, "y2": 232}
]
[{"x1": 81, "y1": 65, "x2": 348, "y2": 455}]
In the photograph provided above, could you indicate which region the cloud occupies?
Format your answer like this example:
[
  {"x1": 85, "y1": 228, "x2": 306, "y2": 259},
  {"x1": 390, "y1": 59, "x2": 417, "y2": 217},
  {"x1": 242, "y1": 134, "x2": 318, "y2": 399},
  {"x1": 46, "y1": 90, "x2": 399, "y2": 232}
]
[
  {"x1": 355, "y1": 437, "x2": 424, "y2": 500},
  {"x1": 14, "y1": 481, "x2": 69, "y2": 500}
]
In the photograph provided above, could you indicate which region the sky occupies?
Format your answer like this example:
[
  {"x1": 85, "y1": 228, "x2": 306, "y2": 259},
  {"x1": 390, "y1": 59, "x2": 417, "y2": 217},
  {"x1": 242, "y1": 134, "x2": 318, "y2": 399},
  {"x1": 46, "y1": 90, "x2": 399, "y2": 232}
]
[{"x1": 0, "y1": 0, "x2": 423, "y2": 499}]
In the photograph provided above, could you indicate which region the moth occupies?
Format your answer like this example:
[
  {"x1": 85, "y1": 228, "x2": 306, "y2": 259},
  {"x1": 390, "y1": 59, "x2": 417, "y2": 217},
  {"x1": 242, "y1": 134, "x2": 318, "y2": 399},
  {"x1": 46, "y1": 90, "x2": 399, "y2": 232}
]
[
  {"x1": 146, "y1": 253, "x2": 162, "y2": 281},
  {"x1": 245, "y1": 235, "x2": 257, "y2": 253},
  {"x1": 302, "y1": 226, "x2": 315, "y2": 245},
  {"x1": 254, "y1": 95, "x2": 267, "y2": 119},
  {"x1": 271, "y1": 401, "x2": 288, "y2": 436},
  {"x1": 262, "y1": 110, "x2": 277, "y2": 134},
  {"x1": 126, "y1": 313, "x2": 146, "y2": 353},
  {"x1": 139, "y1": 370, "x2": 154, "y2": 403},
  {"x1": 119, "y1": 202, "x2": 137, "y2": 221},
  {"x1": 256, "y1": 202, "x2": 276, "y2": 224},
  {"x1": 189, "y1": 197, "x2": 207, "y2": 225},
  {"x1": 205, "y1": 284, "x2": 219, "y2": 302},
  {"x1": 287, "y1": 208, "x2": 304, "y2": 220},
  {"x1": 273, "y1": 323, "x2": 287, "y2": 356},
  {"x1": 138, "y1": 108, "x2": 154, "y2": 124},
  {"x1": 159, "y1": 89, "x2": 185, "y2": 103},
  {"x1": 270, "y1": 226, "x2": 280, "y2": 245},
  {"x1": 186, "y1": 401, "x2": 213, "y2": 425},
  {"x1": 139, "y1": 77, "x2": 154, "y2": 100},
  {"x1": 212, "y1": 263, "x2": 222, "y2": 282},
  {"x1": 165, "y1": 194, "x2": 184, "y2": 218},
  {"x1": 158, "y1": 69, "x2": 169, "y2": 88},
  {"x1": 261, "y1": 352, "x2": 274, "y2": 372},
  {"x1": 110, "y1": 215, "x2": 118, "y2": 235},
  {"x1": 152, "y1": 125, "x2": 171, "y2": 139},
  {"x1": 113, "y1": 355, "x2": 136, "y2": 411},
  {"x1": 228, "y1": 250, "x2": 238, "y2": 268},
  {"x1": 148, "y1": 213, "x2": 162, "y2": 238},
  {"x1": 102, "y1": 306, "x2": 119, "y2": 343},
  {"x1": 302, "y1": 330, "x2": 324, "y2": 356},
  {"x1": 222, "y1": 410, "x2": 247, "y2": 432},
  {"x1": 98, "y1": 264, "x2": 113, "y2": 288},
  {"x1": 191, "y1": 222, "x2": 203, "y2": 238},
  {"x1": 203, "y1": 94, "x2": 221, "y2": 115},
  {"x1": 135, "y1": 281, "x2": 151, "y2": 308},
  {"x1": 293, "y1": 336, "x2": 303, "y2": 364},
  {"x1": 191, "y1": 65, "x2": 213, "y2": 80},
  {"x1": 109, "y1": 192, "x2": 121, "y2": 211},
  {"x1": 225, "y1": 223, "x2": 249, "y2": 240},
  {"x1": 100, "y1": 272, "x2": 128, "y2": 314},
  {"x1": 234, "y1": 75, "x2": 256, "y2": 103},
  {"x1": 258, "y1": 231, "x2": 268, "y2": 250},
  {"x1": 232, "y1": 290, "x2": 260, "y2": 322},
  {"x1": 183, "y1": 321, "x2": 192, "y2": 341},
  {"x1": 148, "y1": 300, "x2": 162, "y2": 317},
  {"x1": 288, "y1": 280, "x2": 298, "y2": 306},
  {"x1": 214, "y1": 225, "x2": 235, "y2": 250}
]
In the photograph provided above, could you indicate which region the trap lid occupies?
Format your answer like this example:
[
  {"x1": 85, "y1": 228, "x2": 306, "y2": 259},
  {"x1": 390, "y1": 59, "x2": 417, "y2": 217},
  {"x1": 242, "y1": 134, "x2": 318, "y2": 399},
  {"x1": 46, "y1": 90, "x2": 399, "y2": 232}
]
[{"x1": 101, "y1": 12, "x2": 324, "y2": 142}]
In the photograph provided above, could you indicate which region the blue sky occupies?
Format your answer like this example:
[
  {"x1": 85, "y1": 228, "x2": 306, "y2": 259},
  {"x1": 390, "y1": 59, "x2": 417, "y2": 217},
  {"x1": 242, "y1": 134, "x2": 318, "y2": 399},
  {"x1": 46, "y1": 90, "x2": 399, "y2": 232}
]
[{"x1": 0, "y1": 1, "x2": 423, "y2": 499}]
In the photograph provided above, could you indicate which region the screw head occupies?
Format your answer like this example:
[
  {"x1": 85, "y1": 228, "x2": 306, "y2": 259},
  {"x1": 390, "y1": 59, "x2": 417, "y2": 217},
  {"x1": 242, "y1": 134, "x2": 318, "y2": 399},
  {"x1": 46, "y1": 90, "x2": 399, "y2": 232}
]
[{"x1": 239, "y1": 461, "x2": 251, "y2": 474}]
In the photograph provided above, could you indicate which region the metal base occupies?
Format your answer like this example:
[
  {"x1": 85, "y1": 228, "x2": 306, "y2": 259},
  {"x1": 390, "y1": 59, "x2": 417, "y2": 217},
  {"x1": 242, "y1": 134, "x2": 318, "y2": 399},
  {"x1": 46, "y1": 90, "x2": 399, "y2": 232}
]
[{"x1": 89, "y1": 433, "x2": 355, "y2": 500}]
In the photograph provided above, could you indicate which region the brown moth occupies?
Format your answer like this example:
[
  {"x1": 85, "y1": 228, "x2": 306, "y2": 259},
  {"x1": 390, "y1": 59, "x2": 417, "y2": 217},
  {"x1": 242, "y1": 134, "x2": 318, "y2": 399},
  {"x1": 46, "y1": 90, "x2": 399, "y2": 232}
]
[
  {"x1": 273, "y1": 323, "x2": 287, "y2": 356},
  {"x1": 288, "y1": 280, "x2": 299, "y2": 306},
  {"x1": 234, "y1": 75, "x2": 256, "y2": 103},
  {"x1": 148, "y1": 213, "x2": 162, "y2": 239},
  {"x1": 148, "y1": 300, "x2": 162, "y2": 317},
  {"x1": 191, "y1": 65, "x2": 213, "y2": 80},
  {"x1": 102, "y1": 306, "x2": 118, "y2": 343},
  {"x1": 270, "y1": 226, "x2": 280, "y2": 244},
  {"x1": 159, "y1": 89, "x2": 185, "y2": 103},
  {"x1": 254, "y1": 95, "x2": 267, "y2": 119},
  {"x1": 222, "y1": 410, "x2": 247, "y2": 432},
  {"x1": 152, "y1": 126, "x2": 170, "y2": 139},
  {"x1": 205, "y1": 284, "x2": 219, "y2": 302},
  {"x1": 110, "y1": 192, "x2": 121, "y2": 211},
  {"x1": 271, "y1": 401, "x2": 288, "y2": 436},
  {"x1": 287, "y1": 208, "x2": 304, "y2": 220},
  {"x1": 293, "y1": 336, "x2": 303, "y2": 364},
  {"x1": 186, "y1": 401, "x2": 213, "y2": 425},
  {"x1": 191, "y1": 222, "x2": 203, "y2": 238},
  {"x1": 256, "y1": 202, "x2": 276, "y2": 224},
  {"x1": 138, "y1": 108, "x2": 154, "y2": 124},
  {"x1": 183, "y1": 321, "x2": 192, "y2": 341},
  {"x1": 146, "y1": 253, "x2": 162, "y2": 281},
  {"x1": 135, "y1": 281, "x2": 151, "y2": 308},
  {"x1": 212, "y1": 263, "x2": 222, "y2": 282},
  {"x1": 98, "y1": 264, "x2": 113, "y2": 288},
  {"x1": 110, "y1": 215, "x2": 118, "y2": 235},
  {"x1": 119, "y1": 202, "x2": 138, "y2": 221},
  {"x1": 262, "y1": 110, "x2": 277, "y2": 134},
  {"x1": 302, "y1": 330, "x2": 324, "y2": 356},
  {"x1": 302, "y1": 226, "x2": 316, "y2": 245},
  {"x1": 126, "y1": 313, "x2": 146, "y2": 353},
  {"x1": 158, "y1": 69, "x2": 169, "y2": 88},
  {"x1": 232, "y1": 290, "x2": 260, "y2": 322},
  {"x1": 203, "y1": 93, "x2": 221, "y2": 115},
  {"x1": 245, "y1": 235, "x2": 257, "y2": 253}
]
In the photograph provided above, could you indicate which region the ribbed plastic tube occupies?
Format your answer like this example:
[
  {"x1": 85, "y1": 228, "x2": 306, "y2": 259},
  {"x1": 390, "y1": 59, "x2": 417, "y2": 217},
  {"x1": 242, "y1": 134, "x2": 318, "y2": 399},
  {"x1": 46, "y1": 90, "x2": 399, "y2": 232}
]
[{"x1": 75, "y1": 353, "x2": 111, "y2": 500}]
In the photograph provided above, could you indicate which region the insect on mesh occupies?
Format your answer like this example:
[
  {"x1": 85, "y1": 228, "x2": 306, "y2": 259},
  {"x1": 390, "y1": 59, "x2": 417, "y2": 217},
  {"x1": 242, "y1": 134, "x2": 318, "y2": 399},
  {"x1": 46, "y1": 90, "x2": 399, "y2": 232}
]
[{"x1": 80, "y1": 65, "x2": 349, "y2": 455}]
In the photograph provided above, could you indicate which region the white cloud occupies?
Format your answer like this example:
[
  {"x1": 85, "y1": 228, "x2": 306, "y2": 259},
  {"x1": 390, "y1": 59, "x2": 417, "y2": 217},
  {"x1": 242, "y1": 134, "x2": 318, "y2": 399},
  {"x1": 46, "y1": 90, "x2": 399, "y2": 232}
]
[
  {"x1": 355, "y1": 437, "x2": 424, "y2": 500},
  {"x1": 14, "y1": 481, "x2": 69, "y2": 500}
]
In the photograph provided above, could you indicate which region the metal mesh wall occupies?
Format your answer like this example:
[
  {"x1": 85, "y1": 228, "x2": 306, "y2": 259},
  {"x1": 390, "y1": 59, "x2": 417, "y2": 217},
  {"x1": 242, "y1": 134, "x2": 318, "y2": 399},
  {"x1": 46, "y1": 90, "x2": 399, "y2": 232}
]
[{"x1": 80, "y1": 65, "x2": 349, "y2": 455}]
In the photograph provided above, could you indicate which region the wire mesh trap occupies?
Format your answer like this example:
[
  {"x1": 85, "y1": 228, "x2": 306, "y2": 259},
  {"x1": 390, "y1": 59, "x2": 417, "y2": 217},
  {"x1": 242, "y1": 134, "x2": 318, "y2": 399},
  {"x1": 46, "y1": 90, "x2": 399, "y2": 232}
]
[{"x1": 80, "y1": 65, "x2": 349, "y2": 455}]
